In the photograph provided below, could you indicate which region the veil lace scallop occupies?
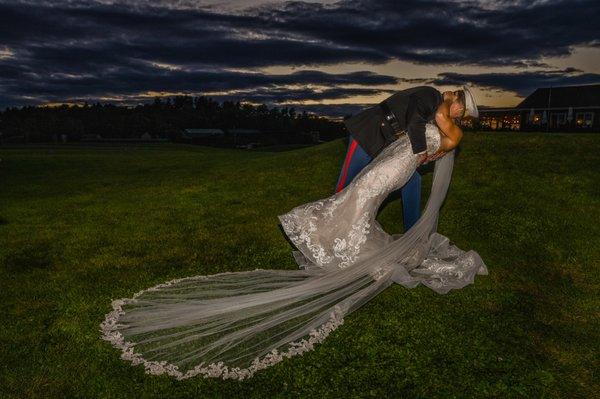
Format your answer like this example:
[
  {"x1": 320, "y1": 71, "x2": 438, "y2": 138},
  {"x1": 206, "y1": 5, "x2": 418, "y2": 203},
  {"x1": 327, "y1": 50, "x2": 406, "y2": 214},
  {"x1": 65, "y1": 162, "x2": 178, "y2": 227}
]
[{"x1": 100, "y1": 142, "x2": 488, "y2": 381}]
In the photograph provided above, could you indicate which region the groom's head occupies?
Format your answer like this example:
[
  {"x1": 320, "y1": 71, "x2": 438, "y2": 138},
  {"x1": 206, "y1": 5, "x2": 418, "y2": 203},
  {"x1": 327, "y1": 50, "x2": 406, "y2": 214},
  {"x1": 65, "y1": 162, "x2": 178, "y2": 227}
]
[
  {"x1": 443, "y1": 90, "x2": 466, "y2": 119},
  {"x1": 443, "y1": 87, "x2": 479, "y2": 120}
]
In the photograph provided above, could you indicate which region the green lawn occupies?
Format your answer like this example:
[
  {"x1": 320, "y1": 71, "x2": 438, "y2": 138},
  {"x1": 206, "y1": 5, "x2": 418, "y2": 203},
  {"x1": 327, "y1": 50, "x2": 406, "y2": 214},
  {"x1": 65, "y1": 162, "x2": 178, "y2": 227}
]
[{"x1": 1, "y1": 132, "x2": 598, "y2": 398}]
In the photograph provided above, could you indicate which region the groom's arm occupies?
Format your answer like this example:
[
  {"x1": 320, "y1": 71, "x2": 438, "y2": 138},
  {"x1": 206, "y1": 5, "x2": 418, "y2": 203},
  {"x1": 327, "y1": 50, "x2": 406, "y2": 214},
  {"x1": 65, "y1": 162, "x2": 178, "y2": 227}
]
[{"x1": 404, "y1": 94, "x2": 431, "y2": 163}]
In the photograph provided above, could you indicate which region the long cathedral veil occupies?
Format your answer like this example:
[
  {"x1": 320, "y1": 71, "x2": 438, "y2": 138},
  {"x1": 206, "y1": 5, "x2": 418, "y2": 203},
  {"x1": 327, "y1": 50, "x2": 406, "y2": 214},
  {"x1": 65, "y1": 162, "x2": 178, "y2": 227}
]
[{"x1": 100, "y1": 149, "x2": 487, "y2": 380}]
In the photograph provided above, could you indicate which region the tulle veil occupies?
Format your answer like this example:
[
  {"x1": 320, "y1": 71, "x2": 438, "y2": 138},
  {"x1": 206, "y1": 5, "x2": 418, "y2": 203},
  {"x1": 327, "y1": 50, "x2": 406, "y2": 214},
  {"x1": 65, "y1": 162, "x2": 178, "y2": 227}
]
[{"x1": 100, "y1": 149, "x2": 487, "y2": 381}]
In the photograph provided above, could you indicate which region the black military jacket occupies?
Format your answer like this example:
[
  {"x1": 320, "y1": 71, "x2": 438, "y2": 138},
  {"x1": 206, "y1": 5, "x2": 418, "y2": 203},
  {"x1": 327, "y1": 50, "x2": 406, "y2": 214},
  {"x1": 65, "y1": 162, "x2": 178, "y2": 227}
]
[{"x1": 343, "y1": 86, "x2": 443, "y2": 158}]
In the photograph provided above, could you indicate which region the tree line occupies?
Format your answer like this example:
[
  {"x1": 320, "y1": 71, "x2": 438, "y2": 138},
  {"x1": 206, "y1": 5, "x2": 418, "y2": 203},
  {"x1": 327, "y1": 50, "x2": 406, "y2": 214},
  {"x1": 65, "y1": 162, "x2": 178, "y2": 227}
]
[{"x1": 0, "y1": 96, "x2": 346, "y2": 143}]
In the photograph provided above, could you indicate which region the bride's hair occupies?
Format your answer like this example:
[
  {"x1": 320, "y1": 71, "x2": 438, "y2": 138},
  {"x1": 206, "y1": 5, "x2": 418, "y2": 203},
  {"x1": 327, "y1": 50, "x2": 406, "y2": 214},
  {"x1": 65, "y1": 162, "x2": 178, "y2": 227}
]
[
  {"x1": 452, "y1": 90, "x2": 466, "y2": 124},
  {"x1": 455, "y1": 89, "x2": 466, "y2": 108}
]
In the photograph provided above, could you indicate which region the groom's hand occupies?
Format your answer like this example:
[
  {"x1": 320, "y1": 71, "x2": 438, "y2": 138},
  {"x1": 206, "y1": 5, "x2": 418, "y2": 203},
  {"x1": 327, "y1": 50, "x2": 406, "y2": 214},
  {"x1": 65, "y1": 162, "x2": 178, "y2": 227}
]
[
  {"x1": 424, "y1": 151, "x2": 447, "y2": 163},
  {"x1": 417, "y1": 152, "x2": 428, "y2": 165}
]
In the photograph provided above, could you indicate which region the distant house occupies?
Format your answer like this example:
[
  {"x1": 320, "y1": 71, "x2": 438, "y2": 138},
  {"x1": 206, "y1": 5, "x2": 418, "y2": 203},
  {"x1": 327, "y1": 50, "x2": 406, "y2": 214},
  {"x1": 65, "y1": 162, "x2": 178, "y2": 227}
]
[
  {"x1": 81, "y1": 134, "x2": 102, "y2": 142},
  {"x1": 80, "y1": 133, "x2": 167, "y2": 143},
  {"x1": 181, "y1": 128, "x2": 225, "y2": 139},
  {"x1": 307, "y1": 130, "x2": 321, "y2": 143},
  {"x1": 259, "y1": 130, "x2": 322, "y2": 146},
  {"x1": 179, "y1": 127, "x2": 322, "y2": 148},
  {"x1": 227, "y1": 128, "x2": 261, "y2": 135},
  {"x1": 477, "y1": 84, "x2": 600, "y2": 132},
  {"x1": 180, "y1": 128, "x2": 225, "y2": 145},
  {"x1": 227, "y1": 128, "x2": 262, "y2": 147},
  {"x1": 180, "y1": 128, "x2": 263, "y2": 147}
]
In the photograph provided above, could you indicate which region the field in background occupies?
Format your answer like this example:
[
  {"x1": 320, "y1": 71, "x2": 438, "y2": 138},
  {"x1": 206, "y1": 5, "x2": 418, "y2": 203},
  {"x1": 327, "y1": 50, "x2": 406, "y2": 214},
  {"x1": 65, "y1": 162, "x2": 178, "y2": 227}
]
[{"x1": 0, "y1": 132, "x2": 598, "y2": 398}]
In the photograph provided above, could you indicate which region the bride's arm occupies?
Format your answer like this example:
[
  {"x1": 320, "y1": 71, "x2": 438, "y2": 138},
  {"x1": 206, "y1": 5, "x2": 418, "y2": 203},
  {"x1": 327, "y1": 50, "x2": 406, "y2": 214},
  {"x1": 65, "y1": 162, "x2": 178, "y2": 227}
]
[{"x1": 434, "y1": 103, "x2": 463, "y2": 152}]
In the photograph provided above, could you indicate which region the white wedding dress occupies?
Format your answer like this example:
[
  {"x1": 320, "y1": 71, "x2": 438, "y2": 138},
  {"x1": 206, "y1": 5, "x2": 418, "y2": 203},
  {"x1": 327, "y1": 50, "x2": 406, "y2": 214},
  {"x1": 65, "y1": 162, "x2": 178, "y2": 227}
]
[{"x1": 101, "y1": 123, "x2": 488, "y2": 381}]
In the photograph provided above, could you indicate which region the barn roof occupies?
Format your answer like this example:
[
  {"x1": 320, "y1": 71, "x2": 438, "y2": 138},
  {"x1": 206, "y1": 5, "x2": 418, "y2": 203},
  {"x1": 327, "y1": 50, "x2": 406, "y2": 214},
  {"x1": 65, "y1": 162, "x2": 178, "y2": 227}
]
[{"x1": 516, "y1": 84, "x2": 600, "y2": 109}]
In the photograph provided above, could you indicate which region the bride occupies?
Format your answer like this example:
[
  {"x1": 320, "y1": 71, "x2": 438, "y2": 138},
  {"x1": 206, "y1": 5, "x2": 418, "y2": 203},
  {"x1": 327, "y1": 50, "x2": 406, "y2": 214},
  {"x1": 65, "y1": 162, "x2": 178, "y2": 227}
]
[{"x1": 100, "y1": 98, "x2": 488, "y2": 381}]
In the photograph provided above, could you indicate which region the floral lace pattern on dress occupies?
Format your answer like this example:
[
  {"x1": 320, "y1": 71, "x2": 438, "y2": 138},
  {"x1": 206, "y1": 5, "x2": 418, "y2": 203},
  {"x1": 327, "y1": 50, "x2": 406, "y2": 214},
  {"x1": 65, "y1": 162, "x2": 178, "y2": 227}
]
[
  {"x1": 332, "y1": 211, "x2": 371, "y2": 268},
  {"x1": 278, "y1": 208, "x2": 371, "y2": 269},
  {"x1": 279, "y1": 127, "x2": 441, "y2": 272}
]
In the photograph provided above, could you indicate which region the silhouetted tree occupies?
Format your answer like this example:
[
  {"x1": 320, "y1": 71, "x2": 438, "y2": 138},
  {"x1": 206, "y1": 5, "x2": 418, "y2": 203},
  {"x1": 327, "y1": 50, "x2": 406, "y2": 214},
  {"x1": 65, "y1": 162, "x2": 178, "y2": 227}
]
[{"x1": 0, "y1": 96, "x2": 346, "y2": 143}]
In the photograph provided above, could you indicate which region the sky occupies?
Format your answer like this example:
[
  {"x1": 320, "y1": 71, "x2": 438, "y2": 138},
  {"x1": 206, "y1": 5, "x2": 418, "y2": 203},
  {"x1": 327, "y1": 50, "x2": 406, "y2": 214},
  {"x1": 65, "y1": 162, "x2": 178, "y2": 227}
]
[{"x1": 1, "y1": 0, "x2": 599, "y2": 117}]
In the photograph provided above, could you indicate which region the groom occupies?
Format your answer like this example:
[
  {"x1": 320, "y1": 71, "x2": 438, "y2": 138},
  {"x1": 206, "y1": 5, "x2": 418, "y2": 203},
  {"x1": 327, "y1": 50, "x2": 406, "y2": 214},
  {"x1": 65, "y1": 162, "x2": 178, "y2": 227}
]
[{"x1": 335, "y1": 85, "x2": 478, "y2": 230}]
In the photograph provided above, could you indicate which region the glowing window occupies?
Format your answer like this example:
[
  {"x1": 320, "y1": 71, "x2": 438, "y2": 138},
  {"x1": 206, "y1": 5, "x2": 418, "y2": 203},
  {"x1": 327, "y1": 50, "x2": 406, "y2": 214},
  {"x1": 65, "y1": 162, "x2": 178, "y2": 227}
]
[{"x1": 575, "y1": 112, "x2": 594, "y2": 128}]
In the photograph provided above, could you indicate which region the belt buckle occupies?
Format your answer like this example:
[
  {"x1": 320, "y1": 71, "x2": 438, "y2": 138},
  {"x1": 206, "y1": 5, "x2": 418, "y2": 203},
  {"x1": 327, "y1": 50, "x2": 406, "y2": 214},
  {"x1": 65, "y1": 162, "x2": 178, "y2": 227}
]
[{"x1": 379, "y1": 102, "x2": 404, "y2": 141}]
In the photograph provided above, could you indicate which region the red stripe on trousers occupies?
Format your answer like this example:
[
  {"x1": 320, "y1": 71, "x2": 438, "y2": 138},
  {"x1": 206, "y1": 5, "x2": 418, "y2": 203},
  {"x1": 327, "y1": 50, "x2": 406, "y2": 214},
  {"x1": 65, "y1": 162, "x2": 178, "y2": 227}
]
[{"x1": 336, "y1": 138, "x2": 358, "y2": 193}]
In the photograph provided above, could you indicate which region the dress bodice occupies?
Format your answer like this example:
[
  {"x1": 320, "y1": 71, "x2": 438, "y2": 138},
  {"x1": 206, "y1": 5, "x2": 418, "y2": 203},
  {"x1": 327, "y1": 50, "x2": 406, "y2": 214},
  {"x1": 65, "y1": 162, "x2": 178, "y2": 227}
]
[{"x1": 424, "y1": 123, "x2": 442, "y2": 155}]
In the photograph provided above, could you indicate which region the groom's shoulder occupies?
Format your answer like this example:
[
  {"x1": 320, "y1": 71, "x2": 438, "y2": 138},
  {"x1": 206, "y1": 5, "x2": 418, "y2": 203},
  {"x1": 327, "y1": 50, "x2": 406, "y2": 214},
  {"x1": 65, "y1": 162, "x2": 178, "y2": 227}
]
[
  {"x1": 391, "y1": 86, "x2": 440, "y2": 100},
  {"x1": 384, "y1": 86, "x2": 441, "y2": 112}
]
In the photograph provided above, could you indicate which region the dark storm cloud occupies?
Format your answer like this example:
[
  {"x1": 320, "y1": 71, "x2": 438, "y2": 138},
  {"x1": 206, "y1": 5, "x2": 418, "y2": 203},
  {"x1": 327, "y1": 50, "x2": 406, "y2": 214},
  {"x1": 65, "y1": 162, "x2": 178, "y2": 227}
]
[
  {"x1": 432, "y1": 69, "x2": 600, "y2": 96},
  {"x1": 254, "y1": 0, "x2": 600, "y2": 66},
  {"x1": 4, "y1": 56, "x2": 399, "y2": 96},
  {"x1": 0, "y1": 1, "x2": 387, "y2": 69},
  {"x1": 0, "y1": 0, "x2": 599, "y2": 108}
]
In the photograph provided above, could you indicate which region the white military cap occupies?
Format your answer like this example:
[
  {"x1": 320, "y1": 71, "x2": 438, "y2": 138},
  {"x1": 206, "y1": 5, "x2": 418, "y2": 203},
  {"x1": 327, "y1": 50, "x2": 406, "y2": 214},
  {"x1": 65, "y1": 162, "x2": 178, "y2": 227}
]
[{"x1": 463, "y1": 86, "x2": 478, "y2": 118}]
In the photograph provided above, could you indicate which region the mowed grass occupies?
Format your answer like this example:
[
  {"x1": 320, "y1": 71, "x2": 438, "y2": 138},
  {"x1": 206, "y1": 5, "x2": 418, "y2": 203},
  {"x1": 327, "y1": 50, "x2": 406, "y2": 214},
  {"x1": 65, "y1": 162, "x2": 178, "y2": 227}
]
[{"x1": 0, "y1": 132, "x2": 598, "y2": 398}]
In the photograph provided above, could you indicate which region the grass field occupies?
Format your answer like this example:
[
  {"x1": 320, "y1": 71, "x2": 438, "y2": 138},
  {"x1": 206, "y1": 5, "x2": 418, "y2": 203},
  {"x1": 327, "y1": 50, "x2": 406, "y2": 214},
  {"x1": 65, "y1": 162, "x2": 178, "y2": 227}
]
[{"x1": 1, "y1": 132, "x2": 598, "y2": 398}]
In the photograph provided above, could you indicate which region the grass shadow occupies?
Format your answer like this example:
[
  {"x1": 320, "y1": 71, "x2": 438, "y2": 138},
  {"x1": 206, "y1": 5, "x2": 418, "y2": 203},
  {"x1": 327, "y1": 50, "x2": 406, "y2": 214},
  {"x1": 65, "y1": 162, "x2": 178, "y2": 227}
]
[{"x1": 3, "y1": 241, "x2": 54, "y2": 273}]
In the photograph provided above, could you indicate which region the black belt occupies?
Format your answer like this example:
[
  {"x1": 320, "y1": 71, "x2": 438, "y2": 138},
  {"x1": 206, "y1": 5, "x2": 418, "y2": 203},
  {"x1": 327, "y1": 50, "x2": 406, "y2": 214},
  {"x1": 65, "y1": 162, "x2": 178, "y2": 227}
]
[{"x1": 379, "y1": 101, "x2": 406, "y2": 141}]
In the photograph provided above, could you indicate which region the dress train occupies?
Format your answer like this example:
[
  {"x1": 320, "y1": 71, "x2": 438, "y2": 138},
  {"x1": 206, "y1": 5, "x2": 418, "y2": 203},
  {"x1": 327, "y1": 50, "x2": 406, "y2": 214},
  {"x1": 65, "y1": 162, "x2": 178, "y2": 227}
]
[{"x1": 100, "y1": 125, "x2": 488, "y2": 380}]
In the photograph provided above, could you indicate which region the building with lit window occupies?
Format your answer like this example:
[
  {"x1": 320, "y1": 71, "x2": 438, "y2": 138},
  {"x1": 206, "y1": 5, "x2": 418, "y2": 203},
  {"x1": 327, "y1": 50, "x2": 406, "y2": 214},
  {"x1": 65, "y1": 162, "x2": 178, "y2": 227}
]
[{"x1": 477, "y1": 84, "x2": 600, "y2": 132}]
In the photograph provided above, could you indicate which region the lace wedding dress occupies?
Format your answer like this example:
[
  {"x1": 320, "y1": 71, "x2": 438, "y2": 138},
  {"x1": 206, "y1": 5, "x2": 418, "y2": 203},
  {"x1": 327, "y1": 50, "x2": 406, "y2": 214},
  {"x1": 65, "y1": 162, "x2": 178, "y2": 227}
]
[{"x1": 101, "y1": 123, "x2": 488, "y2": 381}]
